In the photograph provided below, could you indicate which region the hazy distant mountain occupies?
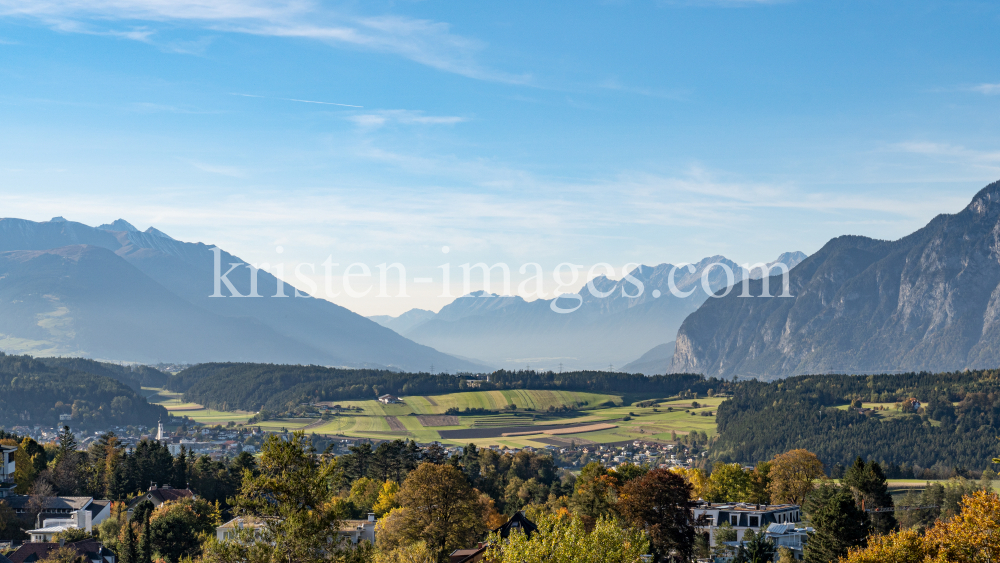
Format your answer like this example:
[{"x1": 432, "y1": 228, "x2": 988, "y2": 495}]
[
  {"x1": 671, "y1": 181, "x2": 1000, "y2": 379},
  {"x1": 380, "y1": 253, "x2": 805, "y2": 371},
  {"x1": 620, "y1": 342, "x2": 676, "y2": 375},
  {"x1": 0, "y1": 218, "x2": 480, "y2": 371},
  {"x1": 369, "y1": 309, "x2": 437, "y2": 334}
]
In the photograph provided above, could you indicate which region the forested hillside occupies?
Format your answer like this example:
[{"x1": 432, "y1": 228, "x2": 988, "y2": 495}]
[
  {"x1": 169, "y1": 363, "x2": 722, "y2": 413},
  {"x1": 37, "y1": 356, "x2": 169, "y2": 390},
  {"x1": 0, "y1": 353, "x2": 168, "y2": 427},
  {"x1": 713, "y1": 370, "x2": 1000, "y2": 473}
]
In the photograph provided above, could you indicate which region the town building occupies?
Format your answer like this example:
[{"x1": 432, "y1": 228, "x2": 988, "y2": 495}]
[
  {"x1": 5, "y1": 539, "x2": 116, "y2": 563},
  {"x1": 0, "y1": 445, "x2": 16, "y2": 498},
  {"x1": 692, "y1": 502, "x2": 802, "y2": 546},
  {"x1": 338, "y1": 514, "x2": 377, "y2": 545},
  {"x1": 126, "y1": 484, "x2": 195, "y2": 517},
  {"x1": 5, "y1": 496, "x2": 111, "y2": 534}
]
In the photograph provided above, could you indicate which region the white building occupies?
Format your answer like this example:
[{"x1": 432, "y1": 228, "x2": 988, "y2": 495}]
[
  {"x1": 692, "y1": 502, "x2": 803, "y2": 547},
  {"x1": 27, "y1": 509, "x2": 94, "y2": 543},
  {"x1": 0, "y1": 444, "x2": 16, "y2": 498}
]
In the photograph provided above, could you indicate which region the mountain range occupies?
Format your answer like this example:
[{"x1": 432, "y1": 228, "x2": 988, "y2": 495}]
[
  {"x1": 0, "y1": 217, "x2": 480, "y2": 371},
  {"x1": 370, "y1": 252, "x2": 806, "y2": 372},
  {"x1": 671, "y1": 180, "x2": 1000, "y2": 379}
]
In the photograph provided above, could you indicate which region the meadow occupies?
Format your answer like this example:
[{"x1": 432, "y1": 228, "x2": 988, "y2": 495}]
[{"x1": 148, "y1": 387, "x2": 725, "y2": 448}]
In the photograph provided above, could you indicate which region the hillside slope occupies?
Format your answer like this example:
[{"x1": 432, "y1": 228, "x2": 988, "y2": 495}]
[
  {"x1": 0, "y1": 218, "x2": 479, "y2": 371},
  {"x1": 671, "y1": 181, "x2": 1000, "y2": 378},
  {"x1": 375, "y1": 254, "x2": 805, "y2": 371}
]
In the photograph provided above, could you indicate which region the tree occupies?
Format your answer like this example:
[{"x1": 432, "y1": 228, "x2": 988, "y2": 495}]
[
  {"x1": 706, "y1": 463, "x2": 752, "y2": 503},
  {"x1": 803, "y1": 484, "x2": 869, "y2": 563},
  {"x1": 119, "y1": 520, "x2": 138, "y2": 563},
  {"x1": 383, "y1": 462, "x2": 487, "y2": 563},
  {"x1": 201, "y1": 431, "x2": 342, "y2": 563},
  {"x1": 747, "y1": 461, "x2": 772, "y2": 505},
  {"x1": 148, "y1": 499, "x2": 218, "y2": 563},
  {"x1": 571, "y1": 463, "x2": 619, "y2": 520},
  {"x1": 768, "y1": 449, "x2": 825, "y2": 505},
  {"x1": 347, "y1": 477, "x2": 383, "y2": 517},
  {"x1": 373, "y1": 541, "x2": 436, "y2": 563},
  {"x1": 841, "y1": 456, "x2": 896, "y2": 534},
  {"x1": 731, "y1": 530, "x2": 776, "y2": 563},
  {"x1": 671, "y1": 467, "x2": 709, "y2": 499},
  {"x1": 39, "y1": 546, "x2": 88, "y2": 563},
  {"x1": 840, "y1": 528, "x2": 926, "y2": 563},
  {"x1": 372, "y1": 480, "x2": 400, "y2": 517},
  {"x1": 486, "y1": 511, "x2": 649, "y2": 563},
  {"x1": 843, "y1": 489, "x2": 1000, "y2": 563},
  {"x1": 923, "y1": 489, "x2": 1000, "y2": 562},
  {"x1": 53, "y1": 528, "x2": 91, "y2": 542},
  {"x1": 611, "y1": 463, "x2": 648, "y2": 485},
  {"x1": 617, "y1": 468, "x2": 694, "y2": 562}
]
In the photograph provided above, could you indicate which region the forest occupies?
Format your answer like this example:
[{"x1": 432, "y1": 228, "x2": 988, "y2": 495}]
[
  {"x1": 170, "y1": 362, "x2": 724, "y2": 413},
  {"x1": 713, "y1": 370, "x2": 1000, "y2": 473},
  {"x1": 0, "y1": 353, "x2": 167, "y2": 428}
]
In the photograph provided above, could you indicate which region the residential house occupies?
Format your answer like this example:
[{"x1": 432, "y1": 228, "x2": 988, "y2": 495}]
[
  {"x1": 5, "y1": 496, "x2": 111, "y2": 532},
  {"x1": 492, "y1": 511, "x2": 537, "y2": 540},
  {"x1": 215, "y1": 514, "x2": 378, "y2": 547},
  {"x1": 0, "y1": 445, "x2": 15, "y2": 498},
  {"x1": 449, "y1": 546, "x2": 488, "y2": 563},
  {"x1": 338, "y1": 514, "x2": 377, "y2": 545},
  {"x1": 216, "y1": 517, "x2": 266, "y2": 542},
  {"x1": 377, "y1": 394, "x2": 400, "y2": 404},
  {"x1": 692, "y1": 502, "x2": 802, "y2": 547},
  {"x1": 126, "y1": 485, "x2": 195, "y2": 518},
  {"x1": 6, "y1": 539, "x2": 116, "y2": 563}
]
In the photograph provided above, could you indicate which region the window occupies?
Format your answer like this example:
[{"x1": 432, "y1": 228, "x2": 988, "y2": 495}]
[
  {"x1": 749, "y1": 516, "x2": 759, "y2": 527},
  {"x1": 731, "y1": 515, "x2": 738, "y2": 526}
]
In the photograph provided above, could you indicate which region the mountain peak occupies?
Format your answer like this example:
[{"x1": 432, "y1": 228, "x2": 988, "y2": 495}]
[
  {"x1": 966, "y1": 180, "x2": 1000, "y2": 217},
  {"x1": 144, "y1": 227, "x2": 175, "y2": 240},
  {"x1": 97, "y1": 219, "x2": 139, "y2": 232}
]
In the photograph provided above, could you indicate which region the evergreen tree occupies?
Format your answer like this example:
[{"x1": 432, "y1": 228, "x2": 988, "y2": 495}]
[
  {"x1": 732, "y1": 530, "x2": 777, "y2": 563},
  {"x1": 842, "y1": 456, "x2": 897, "y2": 533},
  {"x1": 804, "y1": 485, "x2": 870, "y2": 563},
  {"x1": 119, "y1": 521, "x2": 138, "y2": 563},
  {"x1": 138, "y1": 519, "x2": 152, "y2": 563},
  {"x1": 170, "y1": 447, "x2": 188, "y2": 489}
]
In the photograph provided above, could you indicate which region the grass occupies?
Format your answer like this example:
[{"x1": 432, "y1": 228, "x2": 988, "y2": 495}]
[{"x1": 147, "y1": 387, "x2": 724, "y2": 447}]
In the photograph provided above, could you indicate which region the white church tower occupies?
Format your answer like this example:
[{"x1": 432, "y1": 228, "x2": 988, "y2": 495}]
[{"x1": 156, "y1": 419, "x2": 165, "y2": 441}]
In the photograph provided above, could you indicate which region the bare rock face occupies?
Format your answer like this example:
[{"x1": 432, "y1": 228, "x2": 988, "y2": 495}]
[{"x1": 671, "y1": 180, "x2": 1000, "y2": 379}]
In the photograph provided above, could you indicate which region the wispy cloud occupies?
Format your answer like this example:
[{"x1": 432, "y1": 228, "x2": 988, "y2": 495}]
[
  {"x1": 891, "y1": 141, "x2": 1000, "y2": 165},
  {"x1": 970, "y1": 83, "x2": 1000, "y2": 95},
  {"x1": 190, "y1": 161, "x2": 249, "y2": 178},
  {"x1": 231, "y1": 93, "x2": 362, "y2": 108},
  {"x1": 0, "y1": 0, "x2": 525, "y2": 83},
  {"x1": 598, "y1": 77, "x2": 690, "y2": 101},
  {"x1": 349, "y1": 110, "x2": 466, "y2": 128}
]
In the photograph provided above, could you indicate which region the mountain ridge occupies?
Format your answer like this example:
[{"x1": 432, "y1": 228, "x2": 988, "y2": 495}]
[{"x1": 670, "y1": 180, "x2": 1000, "y2": 378}]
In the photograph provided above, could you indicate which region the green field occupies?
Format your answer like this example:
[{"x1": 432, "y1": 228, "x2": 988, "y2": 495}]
[{"x1": 148, "y1": 387, "x2": 724, "y2": 448}]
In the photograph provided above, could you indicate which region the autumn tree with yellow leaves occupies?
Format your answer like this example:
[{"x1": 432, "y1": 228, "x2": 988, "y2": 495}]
[{"x1": 841, "y1": 490, "x2": 1000, "y2": 563}]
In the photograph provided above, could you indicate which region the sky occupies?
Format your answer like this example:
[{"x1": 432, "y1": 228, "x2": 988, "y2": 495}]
[{"x1": 1, "y1": 0, "x2": 999, "y2": 316}]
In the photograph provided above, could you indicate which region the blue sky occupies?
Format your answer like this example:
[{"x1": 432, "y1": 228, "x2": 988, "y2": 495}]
[{"x1": 1, "y1": 0, "x2": 999, "y2": 315}]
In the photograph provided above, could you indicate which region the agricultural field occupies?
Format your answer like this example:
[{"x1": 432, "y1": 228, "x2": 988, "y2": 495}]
[
  {"x1": 148, "y1": 387, "x2": 724, "y2": 448},
  {"x1": 146, "y1": 388, "x2": 270, "y2": 428}
]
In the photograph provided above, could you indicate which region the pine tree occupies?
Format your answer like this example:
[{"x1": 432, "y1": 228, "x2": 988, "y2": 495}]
[
  {"x1": 842, "y1": 456, "x2": 897, "y2": 533},
  {"x1": 170, "y1": 447, "x2": 188, "y2": 489},
  {"x1": 138, "y1": 519, "x2": 152, "y2": 563},
  {"x1": 804, "y1": 484, "x2": 870, "y2": 563},
  {"x1": 119, "y1": 521, "x2": 138, "y2": 563}
]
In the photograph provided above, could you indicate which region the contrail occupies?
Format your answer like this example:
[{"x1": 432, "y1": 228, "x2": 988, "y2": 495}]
[{"x1": 231, "y1": 93, "x2": 362, "y2": 108}]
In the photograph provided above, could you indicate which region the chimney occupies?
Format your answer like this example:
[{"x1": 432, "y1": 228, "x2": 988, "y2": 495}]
[{"x1": 367, "y1": 513, "x2": 375, "y2": 523}]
